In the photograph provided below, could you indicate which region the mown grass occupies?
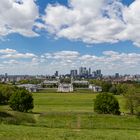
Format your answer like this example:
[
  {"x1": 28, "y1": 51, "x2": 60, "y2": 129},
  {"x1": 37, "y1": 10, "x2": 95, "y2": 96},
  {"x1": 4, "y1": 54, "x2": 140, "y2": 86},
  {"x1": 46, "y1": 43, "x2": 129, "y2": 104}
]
[
  {"x1": 0, "y1": 124, "x2": 140, "y2": 140},
  {"x1": 0, "y1": 92, "x2": 140, "y2": 140},
  {"x1": 33, "y1": 93, "x2": 96, "y2": 112}
]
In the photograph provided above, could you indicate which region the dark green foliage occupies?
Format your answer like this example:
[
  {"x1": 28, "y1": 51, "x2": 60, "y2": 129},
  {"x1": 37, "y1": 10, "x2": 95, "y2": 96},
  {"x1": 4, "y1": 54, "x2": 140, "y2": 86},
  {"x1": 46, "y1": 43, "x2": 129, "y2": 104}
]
[
  {"x1": 9, "y1": 89, "x2": 34, "y2": 112},
  {"x1": 0, "y1": 85, "x2": 17, "y2": 104},
  {"x1": 94, "y1": 93, "x2": 120, "y2": 115},
  {"x1": 73, "y1": 83, "x2": 88, "y2": 88},
  {"x1": 89, "y1": 80, "x2": 112, "y2": 92},
  {"x1": 109, "y1": 86, "x2": 117, "y2": 94},
  {"x1": 124, "y1": 86, "x2": 140, "y2": 115},
  {"x1": 18, "y1": 79, "x2": 42, "y2": 85},
  {"x1": 101, "y1": 82, "x2": 112, "y2": 92},
  {"x1": 60, "y1": 78, "x2": 71, "y2": 84}
]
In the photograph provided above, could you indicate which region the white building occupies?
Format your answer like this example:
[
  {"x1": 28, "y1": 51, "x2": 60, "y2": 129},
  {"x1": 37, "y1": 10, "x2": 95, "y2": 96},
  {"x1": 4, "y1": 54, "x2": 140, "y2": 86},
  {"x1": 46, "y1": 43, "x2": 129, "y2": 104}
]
[
  {"x1": 43, "y1": 80, "x2": 58, "y2": 85},
  {"x1": 73, "y1": 80, "x2": 89, "y2": 85},
  {"x1": 17, "y1": 84, "x2": 38, "y2": 92},
  {"x1": 57, "y1": 84, "x2": 73, "y2": 92},
  {"x1": 89, "y1": 84, "x2": 102, "y2": 92}
]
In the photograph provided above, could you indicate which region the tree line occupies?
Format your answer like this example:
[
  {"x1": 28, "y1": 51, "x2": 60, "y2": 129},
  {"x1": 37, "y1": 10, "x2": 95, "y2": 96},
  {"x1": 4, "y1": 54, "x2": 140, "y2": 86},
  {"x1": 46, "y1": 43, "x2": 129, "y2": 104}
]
[{"x1": 0, "y1": 84, "x2": 33, "y2": 112}]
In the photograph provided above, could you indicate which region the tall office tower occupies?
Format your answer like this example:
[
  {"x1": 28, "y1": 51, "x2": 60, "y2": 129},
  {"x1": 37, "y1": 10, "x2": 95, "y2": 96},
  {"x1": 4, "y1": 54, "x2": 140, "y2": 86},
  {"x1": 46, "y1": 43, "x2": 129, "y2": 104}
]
[
  {"x1": 92, "y1": 71, "x2": 96, "y2": 78},
  {"x1": 5, "y1": 73, "x2": 8, "y2": 78},
  {"x1": 55, "y1": 71, "x2": 59, "y2": 77},
  {"x1": 79, "y1": 67, "x2": 87, "y2": 76},
  {"x1": 115, "y1": 73, "x2": 119, "y2": 78},
  {"x1": 88, "y1": 68, "x2": 91, "y2": 75},
  {"x1": 70, "y1": 70, "x2": 78, "y2": 77},
  {"x1": 79, "y1": 67, "x2": 83, "y2": 76},
  {"x1": 96, "y1": 69, "x2": 102, "y2": 77}
]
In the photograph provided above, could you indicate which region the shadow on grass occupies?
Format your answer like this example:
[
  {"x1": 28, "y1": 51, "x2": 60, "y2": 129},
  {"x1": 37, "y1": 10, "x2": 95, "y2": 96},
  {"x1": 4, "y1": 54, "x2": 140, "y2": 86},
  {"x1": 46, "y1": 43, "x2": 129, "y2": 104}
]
[{"x1": 0, "y1": 111, "x2": 13, "y2": 117}]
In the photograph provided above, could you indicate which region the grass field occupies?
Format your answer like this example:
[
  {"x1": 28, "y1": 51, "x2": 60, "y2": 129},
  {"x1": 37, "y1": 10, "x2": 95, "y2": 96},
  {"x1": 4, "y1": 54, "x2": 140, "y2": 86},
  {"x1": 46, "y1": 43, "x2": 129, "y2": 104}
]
[{"x1": 0, "y1": 91, "x2": 140, "y2": 140}]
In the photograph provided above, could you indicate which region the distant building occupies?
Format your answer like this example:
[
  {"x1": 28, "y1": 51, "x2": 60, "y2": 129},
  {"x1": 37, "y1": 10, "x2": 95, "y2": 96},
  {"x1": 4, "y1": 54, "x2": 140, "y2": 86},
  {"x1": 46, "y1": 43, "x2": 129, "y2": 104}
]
[
  {"x1": 54, "y1": 71, "x2": 59, "y2": 77},
  {"x1": 17, "y1": 84, "x2": 38, "y2": 92},
  {"x1": 79, "y1": 67, "x2": 91, "y2": 77},
  {"x1": 92, "y1": 70, "x2": 102, "y2": 78},
  {"x1": 73, "y1": 80, "x2": 89, "y2": 85},
  {"x1": 57, "y1": 84, "x2": 73, "y2": 92},
  {"x1": 70, "y1": 70, "x2": 78, "y2": 77},
  {"x1": 43, "y1": 80, "x2": 58, "y2": 85},
  {"x1": 88, "y1": 68, "x2": 91, "y2": 75},
  {"x1": 115, "y1": 73, "x2": 119, "y2": 78},
  {"x1": 89, "y1": 84, "x2": 102, "y2": 92}
]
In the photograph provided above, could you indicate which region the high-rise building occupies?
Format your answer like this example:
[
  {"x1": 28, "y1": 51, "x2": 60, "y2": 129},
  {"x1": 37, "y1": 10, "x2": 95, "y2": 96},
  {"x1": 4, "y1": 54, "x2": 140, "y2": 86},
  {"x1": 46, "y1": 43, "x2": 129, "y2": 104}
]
[
  {"x1": 79, "y1": 67, "x2": 87, "y2": 76},
  {"x1": 88, "y1": 68, "x2": 91, "y2": 75},
  {"x1": 96, "y1": 70, "x2": 101, "y2": 75},
  {"x1": 70, "y1": 70, "x2": 78, "y2": 77},
  {"x1": 92, "y1": 70, "x2": 102, "y2": 78},
  {"x1": 115, "y1": 73, "x2": 119, "y2": 78},
  {"x1": 54, "y1": 71, "x2": 59, "y2": 77},
  {"x1": 5, "y1": 73, "x2": 8, "y2": 78}
]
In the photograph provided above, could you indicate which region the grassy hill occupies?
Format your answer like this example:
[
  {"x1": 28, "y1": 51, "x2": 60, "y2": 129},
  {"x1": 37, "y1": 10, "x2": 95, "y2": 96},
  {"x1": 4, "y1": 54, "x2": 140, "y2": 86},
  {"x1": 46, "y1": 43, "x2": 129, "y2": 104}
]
[{"x1": 0, "y1": 92, "x2": 140, "y2": 140}]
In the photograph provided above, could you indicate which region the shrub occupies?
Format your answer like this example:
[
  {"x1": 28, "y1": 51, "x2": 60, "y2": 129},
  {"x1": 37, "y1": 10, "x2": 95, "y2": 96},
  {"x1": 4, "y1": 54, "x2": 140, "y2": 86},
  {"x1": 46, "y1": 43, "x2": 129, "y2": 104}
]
[
  {"x1": 9, "y1": 89, "x2": 34, "y2": 112},
  {"x1": 109, "y1": 86, "x2": 117, "y2": 94},
  {"x1": 0, "y1": 85, "x2": 17, "y2": 104},
  {"x1": 94, "y1": 93, "x2": 120, "y2": 115}
]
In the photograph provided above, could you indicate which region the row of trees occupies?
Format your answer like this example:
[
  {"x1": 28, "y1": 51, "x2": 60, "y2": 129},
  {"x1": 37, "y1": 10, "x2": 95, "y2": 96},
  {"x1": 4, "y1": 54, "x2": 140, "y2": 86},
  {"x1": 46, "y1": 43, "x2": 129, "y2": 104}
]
[
  {"x1": 89, "y1": 79, "x2": 140, "y2": 95},
  {"x1": 94, "y1": 86, "x2": 140, "y2": 116},
  {"x1": 0, "y1": 84, "x2": 34, "y2": 112}
]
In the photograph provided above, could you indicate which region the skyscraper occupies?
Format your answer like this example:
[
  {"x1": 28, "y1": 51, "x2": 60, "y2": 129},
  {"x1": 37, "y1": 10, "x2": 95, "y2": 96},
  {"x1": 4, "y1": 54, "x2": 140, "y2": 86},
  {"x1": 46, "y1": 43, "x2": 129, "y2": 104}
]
[
  {"x1": 54, "y1": 71, "x2": 59, "y2": 77},
  {"x1": 79, "y1": 67, "x2": 87, "y2": 76},
  {"x1": 70, "y1": 70, "x2": 78, "y2": 77},
  {"x1": 88, "y1": 68, "x2": 91, "y2": 75}
]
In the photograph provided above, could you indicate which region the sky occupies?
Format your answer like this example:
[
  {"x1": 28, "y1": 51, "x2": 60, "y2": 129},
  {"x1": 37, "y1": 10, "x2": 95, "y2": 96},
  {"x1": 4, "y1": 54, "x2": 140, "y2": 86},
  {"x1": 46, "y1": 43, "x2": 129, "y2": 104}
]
[{"x1": 0, "y1": 0, "x2": 140, "y2": 75}]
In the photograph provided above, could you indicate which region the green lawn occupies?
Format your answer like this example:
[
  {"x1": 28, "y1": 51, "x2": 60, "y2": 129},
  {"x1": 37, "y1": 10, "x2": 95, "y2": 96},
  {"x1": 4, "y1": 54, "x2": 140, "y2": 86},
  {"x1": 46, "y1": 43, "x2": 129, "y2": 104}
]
[
  {"x1": 0, "y1": 92, "x2": 140, "y2": 140},
  {"x1": 33, "y1": 93, "x2": 96, "y2": 112}
]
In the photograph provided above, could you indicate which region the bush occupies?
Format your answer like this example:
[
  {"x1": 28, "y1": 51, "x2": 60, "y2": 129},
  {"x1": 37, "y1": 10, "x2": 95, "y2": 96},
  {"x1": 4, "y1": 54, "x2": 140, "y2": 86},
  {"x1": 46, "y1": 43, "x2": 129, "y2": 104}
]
[
  {"x1": 0, "y1": 85, "x2": 17, "y2": 104},
  {"x1": 94, "y1": 93, "x2": 120, "y2": 115},
  {"x1": 109, "y1": 86, "x2": 117, "y2": 94},
  {"x1": 9, "y1": 89, "x2": 34, "y2": 112}
]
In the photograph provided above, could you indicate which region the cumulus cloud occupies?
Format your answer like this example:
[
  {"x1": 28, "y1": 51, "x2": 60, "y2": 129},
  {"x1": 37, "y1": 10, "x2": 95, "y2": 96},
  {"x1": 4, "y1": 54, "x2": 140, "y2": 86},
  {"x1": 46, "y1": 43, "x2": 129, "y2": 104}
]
[
  {"x1": 42, "y1": 0, "x2": 140, "y2": 47},
  {"x1": 0, "y1": 0, "x2": 39, "y2": 37},
  {"x1": 0, "y1": 48, "x2": 17, "y2": 54},
  {"x1": 0, "y1": 48, "x2": 36, "y2": 59},
  {"x1": 0, "y1": 49, "x2": 140, "y2": 74},
  {"x1": 3, "y1": 59, "x2": 19, "y2": 64},
  {"x1": 39, "y1": 50, "x2": 140, "y2": 74}
]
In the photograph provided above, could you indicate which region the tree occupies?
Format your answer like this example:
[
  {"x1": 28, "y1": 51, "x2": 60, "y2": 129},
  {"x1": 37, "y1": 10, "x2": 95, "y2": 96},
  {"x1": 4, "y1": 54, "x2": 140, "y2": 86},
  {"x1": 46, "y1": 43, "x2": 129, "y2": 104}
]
[
  {"x1": 9, "y1": 89, "x2": 34, "y2": 112},
  {"x1": 101, "y1": 81, "x2": 112, "y2": 92},
  {"x1": 94, "y1": 93, "x2": 120, "y2": 115},
  {"x1": 109, "y1": 86, "x2": 117, "y2": 94},
  {"x1": 0, "y1": 85, "x2": 17, "y2": 104},
  {"x1": 125, "y1": 85, "x2": 140, "y2": 115}
]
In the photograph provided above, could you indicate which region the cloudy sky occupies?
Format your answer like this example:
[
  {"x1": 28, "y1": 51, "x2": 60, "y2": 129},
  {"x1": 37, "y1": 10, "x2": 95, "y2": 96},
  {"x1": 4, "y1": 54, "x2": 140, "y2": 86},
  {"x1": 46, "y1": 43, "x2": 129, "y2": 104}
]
[{"x1": 0, "y1": 0, "x2": 140, "y2": 75}]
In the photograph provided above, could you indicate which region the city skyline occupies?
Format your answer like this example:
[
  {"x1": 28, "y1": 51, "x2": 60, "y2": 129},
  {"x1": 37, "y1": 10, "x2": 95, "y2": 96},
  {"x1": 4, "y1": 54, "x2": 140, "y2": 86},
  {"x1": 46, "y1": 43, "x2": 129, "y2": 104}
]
[{"x1": 0, "y1": 0, "x2": 140, "y2": 75}]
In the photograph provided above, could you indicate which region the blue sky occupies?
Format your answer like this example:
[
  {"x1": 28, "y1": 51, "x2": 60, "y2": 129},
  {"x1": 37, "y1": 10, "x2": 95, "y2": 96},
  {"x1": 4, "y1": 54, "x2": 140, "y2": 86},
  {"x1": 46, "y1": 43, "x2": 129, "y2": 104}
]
[{"x1": 0, "y1": 0, "x2": 140, "y2": 75}]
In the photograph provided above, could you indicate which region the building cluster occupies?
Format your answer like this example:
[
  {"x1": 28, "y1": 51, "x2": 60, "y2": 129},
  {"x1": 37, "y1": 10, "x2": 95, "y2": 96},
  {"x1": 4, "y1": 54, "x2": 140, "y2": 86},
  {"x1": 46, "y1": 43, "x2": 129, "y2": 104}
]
[
  {"x1": 70, "y1": 67, "x2": 102, "y2": 78},
  {"x1": 0, "y1": 73, "x2": 34, "y2": 83},
  {"x1": 0, "y1": 69, "x2": 140, "y2": 93},
  {"x1": 103, "y1": 74, "x2": 140, "y2": 83},
  {"x1": 42, "y1": 79, "x2": 102, "y2": 93},
  {"x1": 47, "y1": 67, "x2": 103, "y2": 79}
]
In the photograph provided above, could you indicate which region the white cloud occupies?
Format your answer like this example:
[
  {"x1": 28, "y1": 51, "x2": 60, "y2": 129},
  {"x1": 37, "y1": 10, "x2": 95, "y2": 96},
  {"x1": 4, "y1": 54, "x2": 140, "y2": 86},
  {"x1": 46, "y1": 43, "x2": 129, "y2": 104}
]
[
  {"x1": 1, "y1": 53, "x2": 36, "y2": 59},
  {"x1": 0, "y1": 48, "x2": 36, "y2": 59},
  {"x1": 42, "y1": 0, "x2": 140, "y2": 47},
  {"x1": 0, "y1": 0, "x2": 39, "y2": 37},
  {"x1": 43, "y1": 51, "x2": 80, "y2": 59},
  {"x1": 3, "y1": 59, "x2": 19, "y2": 64},
  {"x1": 0, "y1": 49, "x2": 140, "y2": 74},
  {"x1": 0, "y1": 48, "x2": 17, "y2": 54}
]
